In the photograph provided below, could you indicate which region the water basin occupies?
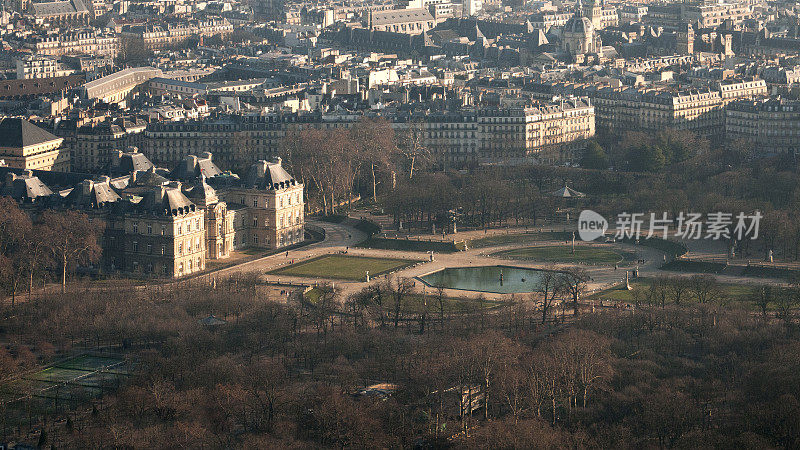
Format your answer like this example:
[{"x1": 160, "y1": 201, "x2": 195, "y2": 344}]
[{"x1": 418, "y1": 265, "x2": 552, "y2": 294}]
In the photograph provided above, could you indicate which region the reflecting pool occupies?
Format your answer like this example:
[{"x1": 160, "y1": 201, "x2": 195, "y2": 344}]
[{"x1": 418, "y1": 266, "x2": 551, "y2": 294}]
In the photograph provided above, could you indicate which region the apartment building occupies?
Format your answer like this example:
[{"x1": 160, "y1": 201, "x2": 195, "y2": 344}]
[
  {"x1": 15, "y1": 55, "x2": 74, "y2": 79},
  {"x1": 119, "y1": 18, "x2": 233, "y2": 49},
  {"x1": 24, "y1": 30, "x2": 118, "y2": 57},
  {"x1": 726, "y1": 98, "x2": 800, "y2": 154},
  {"x1": 714, "y1": 78, "x2": 767, "y2": 105}
]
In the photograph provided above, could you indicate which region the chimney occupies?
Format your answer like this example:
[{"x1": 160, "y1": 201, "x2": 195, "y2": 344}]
[
  {"x1": 257, "y1": 160, "x2": 268, "y2": 178},
  {"x1": 81, "y1": 179, "x2": 93, "y2": 196},
  {"x1": 130, "y1": 170, "x2": 137, "y2": 184},
  {"x1": 185, "y1": 154, "x2": 197, "y2": 174},
  {"x1": 112, "y1": 150, "x2": 123, "y2": 167}
]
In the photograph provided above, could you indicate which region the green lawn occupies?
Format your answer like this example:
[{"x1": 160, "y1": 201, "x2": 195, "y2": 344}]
[
  {"x1": 619, "y1": 237, "x2": 688, "y2": 258},
  {"x1": 589, "y1": 278, "x2": 777, "y2": 308},
  {"x1": 662, "y1": 260, "x2": 726, "y2": 274},
  {"x1": 492, "y1": 245, "x2": 623, "y2": 264},
  {"x1": 468, "y1": 231, "x2": 573, "y2": 249},
  {"x1": 741, "y1": 265, "x2": 800, "y2": 280},
  {"x1": 270, "y1": 255, "x2": 417, "y2": 281}
]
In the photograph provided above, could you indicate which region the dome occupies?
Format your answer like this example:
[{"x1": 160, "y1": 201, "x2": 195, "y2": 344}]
[{"x1": 564, "y1": 15, "x2": 593, "y2": 35}]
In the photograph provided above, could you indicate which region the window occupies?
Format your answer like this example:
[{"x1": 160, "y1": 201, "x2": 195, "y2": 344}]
[
  {"x1": 253, "y1": 235, "x2": 259, "y2": 244},
  {"x1": 132, "y1": 241, "x2": 139, "y2": 252},
  {"x1": 147, "y1": 224, "x2": 152, "y2": 234},
  {"x1": 133, "y1": 261, "x2": 139, "y2": 271},
  {"x1": 161, "y1": 245, "x2": 165, "y2": 255},
  {"x1": 147, "y1": 244, "x2": 152, "y2": 254},
  {"x1": 161, "y1": 225, "x2": 166, "y2": 235},
  {"x1": 253, "y1": 217, "x2": 258, "y2": 227},
  {"x1": 162, "y1": 265, "x2": 168, "y2": 275},
  {"x1": 179, "y1": 243, "x2": 182, "y2": 255},
  {"x1": 147, "y1": 263, "x2": 153, "y2": 273},
  {"x1": 195, "y1": 218, "x2": 200, "y2": 230},
  {"x1": 178, "y1": 224, "x2": 182, "y2": 235},
  {"x1": 253, "y1": 198, "x2": 258, "y2": 207},
  {"x1": 132, "y1": 222, "x2": 138, "y2": 233}
]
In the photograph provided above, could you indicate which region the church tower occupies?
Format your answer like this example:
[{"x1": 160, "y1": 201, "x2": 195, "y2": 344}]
[
  {"x1": 676, "y1": 23, "x2": 694, "y2": 55},
  {"x1": 582, "y1": 0, "x2": 602, "y2": 30}
]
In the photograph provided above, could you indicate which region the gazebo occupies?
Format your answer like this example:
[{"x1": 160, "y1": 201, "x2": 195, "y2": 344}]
[{"x1": 549, "y1": 185, "x2": 586, "y2": 198}]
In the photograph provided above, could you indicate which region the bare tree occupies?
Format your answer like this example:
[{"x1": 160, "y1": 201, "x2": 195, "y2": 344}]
[
  {"x1": 753, "y1": 285, "x2": 773, "y2": 322},
  {"x1": 41, "y1": 211, "x2": 104, "y2": 293},
  {"x1": 397, "y1": 119, "x2": 431, "y2": 180},
  {"x1": 350, "y1": 117, "x2": 396, "y2": 203},
  {"x1": 689, "y1": 275, "x2": 720, "y2": 304},
  {"x1": 666, "y1": 276, "x2": 690, "y2": 305},
  {"x1": 558, "y1": 268, "x2": 590, "y2": 317},
  {"x1": 384, "y1": 276, "x2": 415, "y2": 328},
  {"x1": 537, "y1": 266, "x2": 560, "y2": 324}
]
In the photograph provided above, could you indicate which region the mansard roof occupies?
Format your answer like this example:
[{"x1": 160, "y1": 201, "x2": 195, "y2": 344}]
[{"x1": 243, "y1": 158, "x2": 298, "y2": 190}]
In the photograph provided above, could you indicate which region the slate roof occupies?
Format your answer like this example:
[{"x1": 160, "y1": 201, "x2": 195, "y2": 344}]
[
  {"x1": 185, "y1": 175, "x2": 219, "y2": 207},
  {"x1": 170, "y1": 152, "x2": 223, "y2": 181},
  {"x1": 372, "y1": 8, "x2": 433, "y2": 26},
  {"x1": 109, "y1": 150, "x2": 155, "y2": 175},
  {"x1": 63, "y1": 177, "x2": 120, "y2": 208},
  {"x1": 243, "y1": 158, "x2": 298, "y2": 190},
  {"x1": 3, "y1": 171, "x2": 54, "y2": 201},
  {"x1": 0, "y1": 118, "x2": 62, "y2": 149},
  {"x1": 31, "y1": 0, "x2": 88, "y2": 16}
]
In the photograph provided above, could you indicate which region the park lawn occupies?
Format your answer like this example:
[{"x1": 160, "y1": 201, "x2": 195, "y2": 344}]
[
  {"x1": 270, "y1": 255, "x2": 417, "y2": 281},
  {"x1": 493, "y1": 245, "x2": 623, "y2": 264},
  {"x1": 619, "y1": 237, "x2": 688, "y2": 258},
  {"x1": 468, "y1": 231, "x2": 573, "y2": 249},
  {"x1": 742, "y1": 265, "x2": 800, "y2": 280},
  {"x1": 589, "y1": 278, "x2": 783, "y2": 309},
  {"x1": 662, "y1": 260, "x2": 726, "y2": 273}
]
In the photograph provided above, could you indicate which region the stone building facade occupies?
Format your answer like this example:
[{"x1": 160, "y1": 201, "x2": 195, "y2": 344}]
[{"x1": 0, "y1": 154, "x2": 305, "y2": 279}]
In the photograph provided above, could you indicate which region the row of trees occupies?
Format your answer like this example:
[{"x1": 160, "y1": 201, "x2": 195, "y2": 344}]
[
  {"x1": 279, "y1": 118, "x2": 430, "y2": 214},
  {"x1": 0, "y1": 198, "x2": 103, "y2": 302}
]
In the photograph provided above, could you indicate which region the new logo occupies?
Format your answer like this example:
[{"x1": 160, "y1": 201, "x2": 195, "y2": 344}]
[{"x1": 578, "y1": 210, "x2": 608, "y2": 242}]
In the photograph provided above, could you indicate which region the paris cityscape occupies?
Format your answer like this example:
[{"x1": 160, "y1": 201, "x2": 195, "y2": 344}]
[{"x1": 0, "y1": 0, "x2": 799, "y2": 446}]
